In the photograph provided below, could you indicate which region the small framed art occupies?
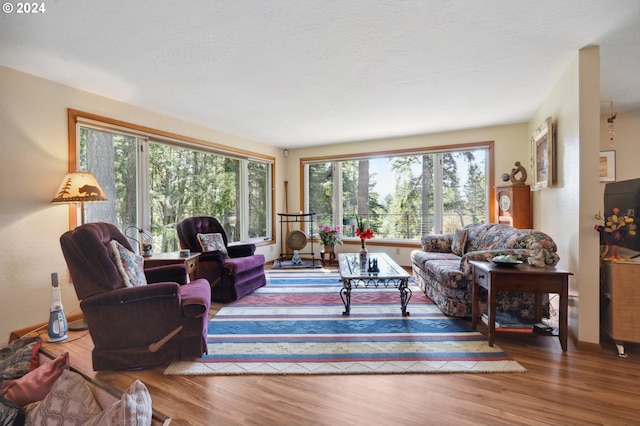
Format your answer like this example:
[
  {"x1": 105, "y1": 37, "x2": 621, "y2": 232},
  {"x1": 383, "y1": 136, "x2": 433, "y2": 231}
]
[
  {"x1": 599, "y1": 150, "x2": 616, "y2": 182},
  {"x1": 530, "y1": 116, "x2": 554, "y2": 190}
]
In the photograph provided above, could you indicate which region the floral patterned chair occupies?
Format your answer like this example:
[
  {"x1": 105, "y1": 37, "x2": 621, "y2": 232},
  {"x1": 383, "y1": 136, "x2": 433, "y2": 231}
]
[{"x1": 411, "y1": 223, "x2": 560, "y2": 319}]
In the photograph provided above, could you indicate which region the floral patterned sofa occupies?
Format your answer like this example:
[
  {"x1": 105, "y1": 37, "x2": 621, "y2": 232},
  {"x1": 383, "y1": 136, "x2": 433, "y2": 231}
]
[{"x1": 410, "y1": 223, "x2": 560, "y2": 319}]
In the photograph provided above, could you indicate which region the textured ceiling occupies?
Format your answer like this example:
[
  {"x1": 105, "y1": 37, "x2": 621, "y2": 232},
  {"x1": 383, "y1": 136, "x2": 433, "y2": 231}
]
[{"x1": 1, "y1": 0, "x2": 639, "y2": 148}]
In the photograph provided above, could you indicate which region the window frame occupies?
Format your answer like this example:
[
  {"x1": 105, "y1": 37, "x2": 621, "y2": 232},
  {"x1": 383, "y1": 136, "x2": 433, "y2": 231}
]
[
  {"x1": 66, "y1": 109, "x2": 275, "y2": 246},
  {"x1": 301, "y1": 141, "x2": 495, "y2": 246}
]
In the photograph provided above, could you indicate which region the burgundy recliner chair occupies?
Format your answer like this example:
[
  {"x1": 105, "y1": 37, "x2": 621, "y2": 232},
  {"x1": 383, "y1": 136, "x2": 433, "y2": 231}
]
[
  {"x1": 60, "y1": 222, "x2": 211, "y2": 371},
  {"x1": 177, "y1": 216, "x2": 266, "y2": 302}
]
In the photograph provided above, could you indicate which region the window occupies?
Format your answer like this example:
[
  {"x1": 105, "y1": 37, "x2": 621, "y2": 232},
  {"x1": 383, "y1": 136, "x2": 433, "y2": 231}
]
[
  {"x1": 248, "y1": 160, "x2": 271, "y2": 239},
  {"x1": 304, "y1": 143, "x2": 491, "y2": 241},
  {"x1": 71, "y1": 111, "x2": 273, "y2": 252}
]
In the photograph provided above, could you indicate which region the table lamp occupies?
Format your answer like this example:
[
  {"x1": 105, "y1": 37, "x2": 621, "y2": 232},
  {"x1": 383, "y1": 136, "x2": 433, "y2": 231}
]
[
  {"x1": 52, "y1": 171, "x2": 107, "y2": 330},
  {"x1": 125, "y1": 225, "x2": 154, "y2": 257}
]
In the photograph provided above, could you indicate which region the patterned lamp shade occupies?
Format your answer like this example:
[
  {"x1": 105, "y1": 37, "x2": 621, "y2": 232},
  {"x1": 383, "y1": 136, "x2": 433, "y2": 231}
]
[
  {"x1": 51, "y1": 172, "x2": 107, "y2": 204},
  {"x1": 52, "y1": 172, "x2": 107, "y2": 225}
]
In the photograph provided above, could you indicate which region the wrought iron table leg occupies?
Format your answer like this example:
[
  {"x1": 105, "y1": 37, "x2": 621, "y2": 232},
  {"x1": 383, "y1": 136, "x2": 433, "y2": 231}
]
[
  {"x1": 340, "y1": 281, "x2": 351, "y2": 315},
  {"x1": 399, "y1": 280, "x2": 412, "y2": 316}
]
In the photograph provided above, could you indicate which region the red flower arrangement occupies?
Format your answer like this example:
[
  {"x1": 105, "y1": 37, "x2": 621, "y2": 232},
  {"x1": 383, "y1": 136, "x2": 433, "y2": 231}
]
[{"x1": 355, "y1": 216, "x2": 374, "y2": 249}]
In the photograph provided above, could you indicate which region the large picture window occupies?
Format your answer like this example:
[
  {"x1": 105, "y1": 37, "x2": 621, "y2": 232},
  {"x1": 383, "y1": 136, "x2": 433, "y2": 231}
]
[
  {"x1": 304, "y1": 143, "x2": 491, "y2": 242},
  {"x1": 71, "y1": 110, "x2": 273, "y2": 252}
]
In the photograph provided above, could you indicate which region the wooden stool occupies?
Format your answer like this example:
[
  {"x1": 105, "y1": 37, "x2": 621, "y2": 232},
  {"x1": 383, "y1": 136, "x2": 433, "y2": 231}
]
[{"x1": 321, "y1": 250, "x2": 336, "y2": 266}]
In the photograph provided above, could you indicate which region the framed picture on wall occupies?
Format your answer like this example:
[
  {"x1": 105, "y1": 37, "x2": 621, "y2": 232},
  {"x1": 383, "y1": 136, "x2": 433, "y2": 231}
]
[
  {"x1": 599, "y1": 150, "x2": 616, "y2": 182},
  {"x1": 530, "y1": 116, "x2": 555, "y2": 190}
]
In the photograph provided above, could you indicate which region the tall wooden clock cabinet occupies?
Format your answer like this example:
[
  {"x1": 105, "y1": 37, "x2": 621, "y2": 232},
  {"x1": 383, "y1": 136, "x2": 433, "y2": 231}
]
[{"x1": 495, "y1": 184, "x2": 532, "y2": 229}]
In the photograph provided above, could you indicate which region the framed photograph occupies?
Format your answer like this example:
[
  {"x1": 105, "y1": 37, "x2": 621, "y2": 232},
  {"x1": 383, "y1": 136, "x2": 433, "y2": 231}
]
[
  {"x1": 530, "y1": 116, "x2": 554, "y2": 190},
  {"x1": 599, "y1": 150, "x2": 616, "y2": 182}
]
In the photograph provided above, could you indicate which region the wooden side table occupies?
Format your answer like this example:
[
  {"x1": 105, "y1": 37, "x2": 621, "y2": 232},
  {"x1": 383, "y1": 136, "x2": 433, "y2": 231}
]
[
  {"x1": 144, "y1": 251, "x2": 200, "y2": 281},
  {"x1": 321, "y1": 249, "x2": 336, "y2": 266},
  {"x1": 470, "y1": 260, "x2": 572, "y2": 351}
]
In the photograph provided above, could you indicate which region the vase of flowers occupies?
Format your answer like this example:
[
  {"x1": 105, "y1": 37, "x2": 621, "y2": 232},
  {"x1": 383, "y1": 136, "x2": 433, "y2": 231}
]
[
  {"x1": 594, "y1": 208, "x2": 636, "y2": 259},
  {"x1": 355, "y1": 216, "x2": 374, "y2": 264},
  {"x1": 318, "y1": 225, "x2": 343, "y2": 252}
]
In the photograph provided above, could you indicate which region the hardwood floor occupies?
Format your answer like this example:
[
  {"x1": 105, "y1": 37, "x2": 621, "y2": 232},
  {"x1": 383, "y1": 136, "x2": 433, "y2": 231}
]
[
  {"x1": 31, "y1": 317, "x2": 640, "y2": 425},
  {"x1": 27, "y1": 291, "x2": 640, "y2": 425}
]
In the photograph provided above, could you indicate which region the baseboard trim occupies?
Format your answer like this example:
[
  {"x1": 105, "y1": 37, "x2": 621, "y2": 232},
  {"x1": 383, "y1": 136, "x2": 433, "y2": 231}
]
[
  {"x1": 572, "y1": 326, "x2": 602, "y2": 352},
  {"x1": 8, "y1": 312, "x2": 84, "y2": 344}
]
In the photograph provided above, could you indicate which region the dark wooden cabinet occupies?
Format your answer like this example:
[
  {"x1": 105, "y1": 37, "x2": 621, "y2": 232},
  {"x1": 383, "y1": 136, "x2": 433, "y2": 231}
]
[
  {"x1": 601, "y1": 261, "x2": 640, "y2": 357},
  {"x1": 495, "y1": 184, "x2": 532, "y2": 229}
]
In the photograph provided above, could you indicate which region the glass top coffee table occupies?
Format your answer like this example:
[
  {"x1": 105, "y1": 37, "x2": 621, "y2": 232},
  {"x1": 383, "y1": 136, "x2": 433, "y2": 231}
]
[{"x1": 338, "y1": 253, "x2": 412, "y2": 316}]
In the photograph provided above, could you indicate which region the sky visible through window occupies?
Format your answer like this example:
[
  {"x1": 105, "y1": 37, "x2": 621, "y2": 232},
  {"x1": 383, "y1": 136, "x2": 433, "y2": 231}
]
[{"x1": 371, "y1": 155, "x2": 473, "y2": 203}]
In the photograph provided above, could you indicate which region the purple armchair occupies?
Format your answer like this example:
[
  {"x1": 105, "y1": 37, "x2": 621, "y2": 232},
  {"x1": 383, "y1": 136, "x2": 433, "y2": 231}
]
[
  {"x1": 60, "y1": 222, "x2": 211, "y2": 371},
  {"x1": 177, "y1": 216, "x2": 266, "y2": 302}
]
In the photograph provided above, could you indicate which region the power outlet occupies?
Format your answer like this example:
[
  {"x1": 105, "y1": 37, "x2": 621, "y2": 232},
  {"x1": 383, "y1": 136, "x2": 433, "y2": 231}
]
[{"x1": 395, "y1": 248, "x2": 400, "y2": 255}]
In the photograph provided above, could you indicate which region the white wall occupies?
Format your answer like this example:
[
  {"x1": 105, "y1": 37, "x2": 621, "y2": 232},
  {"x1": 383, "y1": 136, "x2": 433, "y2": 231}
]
[
  {"x1": 0, "y1": 66, "x2": 284, "y2": 342},
  {"x1": 599, "y1": 110, "x2": 640, "y2": 183},
  {"x1": 529, "y1": 46, "x2": 601, "y2": 345}
]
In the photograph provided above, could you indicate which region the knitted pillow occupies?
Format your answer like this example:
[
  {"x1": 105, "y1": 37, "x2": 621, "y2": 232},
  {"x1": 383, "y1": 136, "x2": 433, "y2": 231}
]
[
  {"x1": 197, "y1": 233, "x2": 228, "y2": 256},
  {"x1": 110, "y1": 240, "x2": 147, "y2": 287},
  {"x1": 451, "y1": 229, "x2": 468, "y2": 256},
  {"x1": 83, "y1": 380, "x2": 153, "y2": 426}
]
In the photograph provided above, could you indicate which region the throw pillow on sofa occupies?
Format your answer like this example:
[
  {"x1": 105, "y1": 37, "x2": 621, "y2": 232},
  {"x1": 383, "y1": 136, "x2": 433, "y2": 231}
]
[
  {"x1": 25, "y1": 369, "x2": 103, "y2": 425},
  {"x1": 451, "y1": 229, "x2": 468, "y2": 256},
  {"x1": 110, "y1": 240, "x2": 148, "y2": 287},
  {"x1": 0, "y1": 351, "x2": 69, "y2": 406},
  {"x1": 82, "y1": 380, "x2": 153, "y2": 426},
  {"x1": 197, "y1": 232, "x2": 228, "y2": 257},
  {"x1": 25, "y1": 369, "x2": 153, "y2": 426},
  {"x1": 0, "y1": 336, "x2": 41, "y2": 380}
]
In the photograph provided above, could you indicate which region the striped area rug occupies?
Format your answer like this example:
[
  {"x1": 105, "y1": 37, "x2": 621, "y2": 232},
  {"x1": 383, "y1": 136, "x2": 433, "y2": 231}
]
[{"x1": 164, "y1": 270, "x2": 525, "y2": 375}]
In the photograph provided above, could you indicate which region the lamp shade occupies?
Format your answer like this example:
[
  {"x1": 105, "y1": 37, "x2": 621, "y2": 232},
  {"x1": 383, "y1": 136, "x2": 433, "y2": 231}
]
[{"x1": 51, "y1": 172, "x2": 107, "y2": 204}]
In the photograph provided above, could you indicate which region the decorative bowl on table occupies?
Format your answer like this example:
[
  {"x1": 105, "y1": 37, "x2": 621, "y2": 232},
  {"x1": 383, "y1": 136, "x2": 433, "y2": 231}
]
[{"x1": 489, "y1": 255, "x2": 522, "y2": 267}]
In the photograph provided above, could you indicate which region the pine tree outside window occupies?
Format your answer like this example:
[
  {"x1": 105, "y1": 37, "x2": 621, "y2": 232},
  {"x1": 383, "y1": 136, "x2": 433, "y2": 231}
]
[{"x1": 304, "y1": 143, "x2": 490, "y2": 242}]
